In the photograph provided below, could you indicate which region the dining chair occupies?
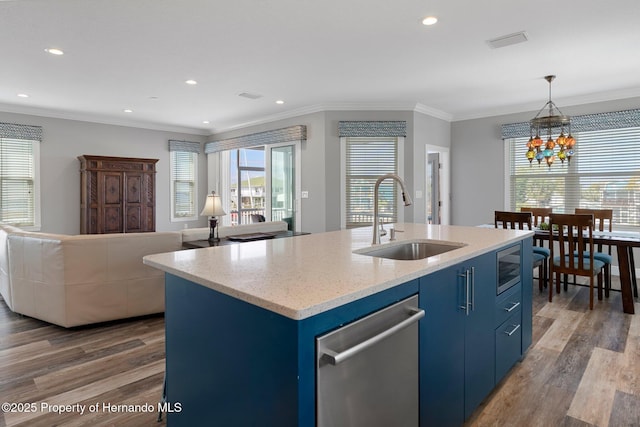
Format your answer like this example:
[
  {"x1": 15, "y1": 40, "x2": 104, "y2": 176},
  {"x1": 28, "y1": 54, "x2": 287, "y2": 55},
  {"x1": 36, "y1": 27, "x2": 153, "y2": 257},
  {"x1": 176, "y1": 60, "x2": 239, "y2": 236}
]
[
  {"x1": 494, "y1": 211, "x2": 548, "y2": 291},
  {"x1": 520, "y1": 206, "x2": 552, "y2": 227},
  {"x1": 575, "y1": 208, "x2": 614, "y2": 297},
  {"x1": 519, "y1": 207, "x2": 552, "y2": 282},
  {"x1": 549, "y1": 213, "x2": 605, "y2": 310}
]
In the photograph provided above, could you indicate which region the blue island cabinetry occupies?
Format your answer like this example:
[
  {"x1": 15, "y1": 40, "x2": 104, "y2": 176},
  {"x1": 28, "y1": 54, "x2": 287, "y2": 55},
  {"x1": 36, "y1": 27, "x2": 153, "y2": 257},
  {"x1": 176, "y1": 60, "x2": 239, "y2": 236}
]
[
  {"x1": 420, "y1": 238, "x2": 533, "y2": 426},
  {"x1": 163, "y1": 238, "x2": 532, "y2": 426}
]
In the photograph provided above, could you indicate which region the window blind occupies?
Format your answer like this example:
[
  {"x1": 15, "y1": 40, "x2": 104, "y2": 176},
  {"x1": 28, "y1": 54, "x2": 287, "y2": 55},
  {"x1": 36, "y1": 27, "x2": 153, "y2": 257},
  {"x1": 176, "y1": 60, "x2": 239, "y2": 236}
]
[
  {"x1": 509, "y1": 126, "x2": 640, "y2": 227},
  {"x1": 345, "y1": 137, "x2": 398, "y2": 228},
  {"x1": 171, "y1": 151, "x2": 197, "y2": 218},
  {"x1": 0, "y1": 138, "x2": 35, "y2": 226}
]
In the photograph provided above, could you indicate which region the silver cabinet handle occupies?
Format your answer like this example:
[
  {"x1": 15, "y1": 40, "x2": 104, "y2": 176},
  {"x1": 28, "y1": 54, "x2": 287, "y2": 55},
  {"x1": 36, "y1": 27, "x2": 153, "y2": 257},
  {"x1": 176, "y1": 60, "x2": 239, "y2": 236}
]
[
  {"x1": 504, "y1": 324, "x2": 521, "y2": 336},
  {"x1": 458, "y1": 270, "x2": 470, "y2": 314},
  {"x1": 504, "y1": 301, "x2": 521, "y2": 312},
  {"x1": 322, "y1": 307, "x2": 425, "y2": 365},
  {"x1": 470, "y1": 266, "x2": 475, "y2": 312}
]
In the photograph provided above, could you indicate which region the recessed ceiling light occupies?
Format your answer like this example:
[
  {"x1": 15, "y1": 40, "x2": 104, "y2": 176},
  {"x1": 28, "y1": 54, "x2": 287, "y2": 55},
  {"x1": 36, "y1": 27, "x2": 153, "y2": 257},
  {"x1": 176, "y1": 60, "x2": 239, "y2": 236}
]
[
  {"x1": 148, "y1": 96, "x2": 159, "y2": 100},
  {"x1": 276, "y1": 100, "x2": 284, "y2": 105},
  {"x1": 185, "y1": 79, "x2": 197, "y2": 85},
  {"x1": 44, "y1": 48, "x2": 64, "y2": 55},
  {"x1": 123, "y1": 109, "x2": 133, "y2": 113},
  {"x1": 422, "y1": 16, "x2": 438, "y2": 26},
  {"x1": 202, "y1": 120, "x2": 210, "y2": 124},
  {"x1": 17, "y1": 93, "x2": 29, "y2": 98}
]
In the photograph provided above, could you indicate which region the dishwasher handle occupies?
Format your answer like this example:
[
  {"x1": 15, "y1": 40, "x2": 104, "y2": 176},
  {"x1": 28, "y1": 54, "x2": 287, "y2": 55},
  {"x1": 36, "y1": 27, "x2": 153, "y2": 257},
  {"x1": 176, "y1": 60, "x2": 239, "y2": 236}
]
[{"x1": 321, "y1": 307, "x2": 425, "y2": 366}]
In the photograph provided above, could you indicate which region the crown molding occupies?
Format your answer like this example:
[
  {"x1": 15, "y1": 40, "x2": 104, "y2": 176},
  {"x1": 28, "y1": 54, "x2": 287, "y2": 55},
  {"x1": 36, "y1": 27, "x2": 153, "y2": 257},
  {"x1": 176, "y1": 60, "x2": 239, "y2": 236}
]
[
  {"x1": 451, "y1": 87, "x2": 640, "y2": 122},
  {"x1": 212, "y1": 102, "x2": 454, "y2": 134},
  {"x1": 0, "y1": 103, "x2": 209, "y2": 136},
  {"x1": 413, "y1": 103, "x2": 453, "y2": 121}
]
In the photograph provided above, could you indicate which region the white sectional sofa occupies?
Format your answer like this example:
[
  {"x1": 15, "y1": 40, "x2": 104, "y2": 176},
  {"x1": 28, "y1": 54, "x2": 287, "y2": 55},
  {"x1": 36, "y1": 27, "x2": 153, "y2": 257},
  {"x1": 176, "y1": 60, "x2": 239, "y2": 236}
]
[{"x1": 0, "y1": 221, "x2": 288, "y2": 327}]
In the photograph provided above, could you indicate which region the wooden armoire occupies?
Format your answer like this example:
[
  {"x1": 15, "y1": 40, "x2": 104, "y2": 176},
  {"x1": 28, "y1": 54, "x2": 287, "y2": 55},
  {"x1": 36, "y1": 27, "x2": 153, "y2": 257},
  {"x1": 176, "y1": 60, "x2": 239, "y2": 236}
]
[{"x1": 78, "y1": 155, "x2": 158, "y2": 234}]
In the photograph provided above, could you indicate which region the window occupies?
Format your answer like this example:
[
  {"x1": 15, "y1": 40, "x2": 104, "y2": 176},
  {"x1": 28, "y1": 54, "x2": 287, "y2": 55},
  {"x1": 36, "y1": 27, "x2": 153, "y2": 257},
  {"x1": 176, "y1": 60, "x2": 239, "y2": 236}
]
[
  {"x1": 170, "y1": 150, "x2": 198, "y2": 221},
  {"x1": 229, "y1": 147, "x2": 265, "y2": 225},
  {"x1": 0, "y1": 137, "x2": 39, "y2": 228},
  {"x1": 508, "y1": 126, "x2": 640, "y2": 228},
  {"x1": 343, "y1": 137, "x2": 400, "y2": 228},
  {"x1": 208, "y1": 127, "x2": 305, "y2": 228}
]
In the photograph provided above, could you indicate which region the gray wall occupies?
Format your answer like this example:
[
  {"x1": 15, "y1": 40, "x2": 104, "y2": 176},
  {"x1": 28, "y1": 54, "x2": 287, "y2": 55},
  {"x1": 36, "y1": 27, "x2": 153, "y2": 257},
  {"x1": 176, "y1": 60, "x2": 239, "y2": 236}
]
[
  {"x1": 413, "y1": 111, "x2": 451, "y2": 224},
  {"x1": 209, "y1": 112, "x2": 327, "y2": 233},
  {"x1": 0, "y1": 111, "x2": 207, "y2": 234},
  {"x1": 212, "y1": 109, "x2": 451, "y2": 233},
  {"x1": 1, "y1": 107, "x2": 451, "y2": 236},
  {"x1": 451, "y1": 96, "x2": 640, "y2": 226}
]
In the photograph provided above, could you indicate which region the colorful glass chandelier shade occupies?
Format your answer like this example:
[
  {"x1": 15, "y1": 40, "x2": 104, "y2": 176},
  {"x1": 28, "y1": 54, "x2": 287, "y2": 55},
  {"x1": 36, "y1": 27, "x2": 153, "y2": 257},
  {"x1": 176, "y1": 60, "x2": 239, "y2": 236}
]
[{"x1": 526, "y1": 75, "x2": 575, "y2": 167}]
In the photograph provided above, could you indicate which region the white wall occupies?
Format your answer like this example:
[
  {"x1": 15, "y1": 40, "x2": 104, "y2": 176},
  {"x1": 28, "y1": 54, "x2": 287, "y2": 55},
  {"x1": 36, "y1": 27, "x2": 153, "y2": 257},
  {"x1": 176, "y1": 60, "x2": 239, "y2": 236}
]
[
  {"x1": 0, "y1": 111, "x2": 207, "y2": 234},
  {"x1": 450, "y1": 96, "x2": 640, "y2": 226}
]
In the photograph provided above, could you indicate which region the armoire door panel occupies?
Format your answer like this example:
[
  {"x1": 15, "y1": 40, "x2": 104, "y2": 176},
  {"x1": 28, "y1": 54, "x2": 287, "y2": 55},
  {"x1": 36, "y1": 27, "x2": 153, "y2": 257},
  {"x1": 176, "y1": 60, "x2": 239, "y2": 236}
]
[
  {"x1": 103, "y1": 207, "x2": 123, "y2": 233},
  {"x1": 103, "y1": 173, "x2": 123, "y2": 205},
  {"x1": 126, "y1": 206, "x2": 142, "y2": 231},
  {"x1": 126, "y1": 174, "x2": 142, "y2": 204}
]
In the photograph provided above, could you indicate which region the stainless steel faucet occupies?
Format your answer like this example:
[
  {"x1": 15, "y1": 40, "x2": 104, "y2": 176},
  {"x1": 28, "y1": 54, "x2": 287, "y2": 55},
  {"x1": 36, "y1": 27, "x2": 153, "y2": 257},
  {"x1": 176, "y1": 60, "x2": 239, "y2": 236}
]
[{"x1": 372, "y1": 173, "x2": 413, "y2": 245}]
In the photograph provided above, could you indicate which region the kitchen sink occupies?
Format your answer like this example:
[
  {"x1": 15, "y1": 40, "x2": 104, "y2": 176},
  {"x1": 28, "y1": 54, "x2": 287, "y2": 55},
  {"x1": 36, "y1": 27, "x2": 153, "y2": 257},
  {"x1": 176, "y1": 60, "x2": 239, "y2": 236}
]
[{"x1": 354, "y1": 239, "x2": 466, "y2": 261}]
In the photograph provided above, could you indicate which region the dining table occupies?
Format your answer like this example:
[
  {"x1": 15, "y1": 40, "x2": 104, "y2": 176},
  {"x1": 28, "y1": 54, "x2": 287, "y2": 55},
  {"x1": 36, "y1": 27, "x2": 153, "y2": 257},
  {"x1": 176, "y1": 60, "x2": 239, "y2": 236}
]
[{"x1": 534, "y1": 228, "x2": 639, "y2": 314}]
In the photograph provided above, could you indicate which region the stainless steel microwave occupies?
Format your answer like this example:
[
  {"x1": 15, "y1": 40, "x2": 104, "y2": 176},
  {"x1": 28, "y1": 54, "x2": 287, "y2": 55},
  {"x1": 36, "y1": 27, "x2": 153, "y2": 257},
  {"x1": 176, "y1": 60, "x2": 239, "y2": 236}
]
[{"x1": 497, "y1": 244, "x2": 521, "y2": 294}]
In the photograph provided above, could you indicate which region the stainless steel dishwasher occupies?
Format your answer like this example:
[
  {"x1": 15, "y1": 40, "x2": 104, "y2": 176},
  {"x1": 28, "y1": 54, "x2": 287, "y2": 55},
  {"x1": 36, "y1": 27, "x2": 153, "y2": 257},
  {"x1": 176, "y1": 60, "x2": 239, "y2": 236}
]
[{"x1": 316, "y1": 295, "x2": 424, "y2": 427}]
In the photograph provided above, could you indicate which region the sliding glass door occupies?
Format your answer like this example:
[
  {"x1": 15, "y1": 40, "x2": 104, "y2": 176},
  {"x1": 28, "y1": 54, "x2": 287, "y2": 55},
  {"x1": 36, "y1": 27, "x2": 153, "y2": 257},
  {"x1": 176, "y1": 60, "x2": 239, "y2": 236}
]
[
  {"x1": 220, "y1": 142, "x2": 300, "y2": 229},
  {"x1": 270, "y1": 145, "x2": 295, "y2": 230}
]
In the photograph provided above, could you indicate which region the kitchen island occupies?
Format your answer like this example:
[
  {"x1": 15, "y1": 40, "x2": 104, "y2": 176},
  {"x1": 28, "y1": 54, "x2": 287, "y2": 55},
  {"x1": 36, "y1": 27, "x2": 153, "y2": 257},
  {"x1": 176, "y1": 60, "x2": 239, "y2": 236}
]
[{"x1": 144, "y1": 223, "x2": 534, "y2": 426}]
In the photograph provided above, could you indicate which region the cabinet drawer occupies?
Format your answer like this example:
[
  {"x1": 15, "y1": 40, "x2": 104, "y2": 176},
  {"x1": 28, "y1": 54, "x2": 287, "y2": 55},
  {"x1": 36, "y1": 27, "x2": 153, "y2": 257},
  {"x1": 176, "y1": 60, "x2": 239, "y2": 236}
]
[
  {"x1": 495, "y1": 282, "x2": 521, "y2": 327},
  {"x1": 495, "y1": 310, "x2": 522, "y2": 383}
]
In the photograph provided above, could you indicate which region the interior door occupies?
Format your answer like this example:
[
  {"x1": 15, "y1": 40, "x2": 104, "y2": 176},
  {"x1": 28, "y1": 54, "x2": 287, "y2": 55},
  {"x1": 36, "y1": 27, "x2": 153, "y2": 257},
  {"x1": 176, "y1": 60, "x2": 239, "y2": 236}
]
[
  {"x1": 269, "y1": 144, "x2": 296, "y2": 231},
  {"x1": 427, "y1": 152, "x2": 441, "y2": 224}
]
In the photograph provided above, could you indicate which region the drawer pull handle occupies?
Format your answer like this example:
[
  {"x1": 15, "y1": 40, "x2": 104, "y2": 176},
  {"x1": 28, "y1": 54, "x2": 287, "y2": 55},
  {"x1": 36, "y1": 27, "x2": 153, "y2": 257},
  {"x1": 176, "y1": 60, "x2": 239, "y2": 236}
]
[
  {"x1": 504, "y1": 301, "x2": 520, "y2": 312},
  {"x1": 504, "y1": 324, "x2": 521, "y2": 336}
]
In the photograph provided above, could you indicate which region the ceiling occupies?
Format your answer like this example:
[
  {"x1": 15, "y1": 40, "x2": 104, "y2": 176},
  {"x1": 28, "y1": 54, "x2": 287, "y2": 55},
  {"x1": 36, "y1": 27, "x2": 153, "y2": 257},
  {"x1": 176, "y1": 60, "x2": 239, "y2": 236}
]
[{"x1": 2, "y1": 0, "x2": 640, "y2": 135}]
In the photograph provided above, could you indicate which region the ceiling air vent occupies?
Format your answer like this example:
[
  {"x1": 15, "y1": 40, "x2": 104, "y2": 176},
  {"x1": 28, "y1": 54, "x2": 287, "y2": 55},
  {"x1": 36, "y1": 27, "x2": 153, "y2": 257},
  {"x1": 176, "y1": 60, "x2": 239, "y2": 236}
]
[
  {"x1": 238, "y1": 92, "x2": 263, "y2": 100},
  {"x1": 487, "y1": 31, "x2": 528, "y2": 49}
]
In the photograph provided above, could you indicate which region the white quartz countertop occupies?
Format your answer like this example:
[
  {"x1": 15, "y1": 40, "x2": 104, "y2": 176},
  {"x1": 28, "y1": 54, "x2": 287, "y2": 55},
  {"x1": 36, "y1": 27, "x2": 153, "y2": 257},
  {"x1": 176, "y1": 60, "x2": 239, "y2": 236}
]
[{"x1": 143, "y1": 223, "x2": 532, "y2": 320}]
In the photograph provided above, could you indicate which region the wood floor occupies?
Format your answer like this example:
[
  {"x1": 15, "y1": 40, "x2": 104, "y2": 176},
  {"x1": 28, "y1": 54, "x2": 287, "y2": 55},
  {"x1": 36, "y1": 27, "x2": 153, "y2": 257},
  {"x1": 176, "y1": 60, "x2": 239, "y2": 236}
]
[
  {"x1": 0, "y1": 298, "x2": 166, "y2": 427},
  {"x1": 467, "y1": 278, "x2": 640, "y2": 427},
  {"x1": 0, "y1": 278, "x2": 638, "y2": 427}
]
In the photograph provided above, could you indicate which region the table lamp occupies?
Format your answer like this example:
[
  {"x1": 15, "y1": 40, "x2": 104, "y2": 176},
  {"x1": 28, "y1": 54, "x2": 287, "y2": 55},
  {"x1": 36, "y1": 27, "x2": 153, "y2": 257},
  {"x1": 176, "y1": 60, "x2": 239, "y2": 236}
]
[{"x1": 200, "y1": 191, "x2": 226, "y2": 242}]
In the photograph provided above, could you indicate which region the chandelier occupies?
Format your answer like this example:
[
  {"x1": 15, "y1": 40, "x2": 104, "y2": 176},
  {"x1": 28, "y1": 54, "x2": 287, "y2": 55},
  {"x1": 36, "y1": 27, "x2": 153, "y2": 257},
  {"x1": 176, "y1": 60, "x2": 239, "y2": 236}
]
[{"x1": 526, "y1": 75, "x2": 575, "y2": 167}]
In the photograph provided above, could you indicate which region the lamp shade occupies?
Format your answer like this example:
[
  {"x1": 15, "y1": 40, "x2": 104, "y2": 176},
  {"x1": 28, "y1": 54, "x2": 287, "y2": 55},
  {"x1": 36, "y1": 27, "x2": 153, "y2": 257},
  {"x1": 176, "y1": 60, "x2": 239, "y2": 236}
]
[{"x1": 200, "y1": 191, "x2": 226, "y2": 217}]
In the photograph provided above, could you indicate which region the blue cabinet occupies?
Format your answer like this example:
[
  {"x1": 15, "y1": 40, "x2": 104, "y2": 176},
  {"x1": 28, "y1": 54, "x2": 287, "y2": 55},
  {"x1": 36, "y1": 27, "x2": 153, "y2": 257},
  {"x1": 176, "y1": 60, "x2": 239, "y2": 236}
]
[
  {"x1": 495, "y1": 282, "x2": 523, "y2": 383},
  {"x1": 164, "y1": 273, "x2": 420, "y2": 426},
  {"x1": 163, "y1": 237, "x2": 533, "y2": 426},
  {"x1": 420, "y1": 238, "x2": 533, "y2": 426},
  {"x1": 419, "y1": 263, "x2": 465, "y2": 426},
  {"x1": 419, "y1": 251, "x2": 496, "y2": 426}
]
